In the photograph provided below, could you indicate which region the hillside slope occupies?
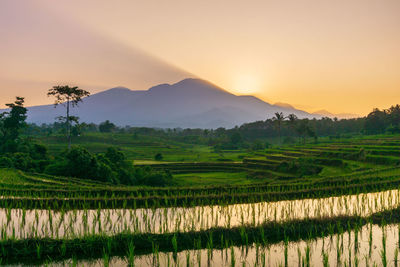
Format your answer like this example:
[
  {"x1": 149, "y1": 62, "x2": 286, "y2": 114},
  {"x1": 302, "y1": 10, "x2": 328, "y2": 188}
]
[{"x1": 25, "y1": 78, "x2": 319, "y2": 128}]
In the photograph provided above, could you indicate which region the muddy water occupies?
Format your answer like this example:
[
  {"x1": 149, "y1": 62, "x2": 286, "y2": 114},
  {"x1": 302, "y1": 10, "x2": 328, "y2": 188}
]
[
  {"x1": 1, "y1": 189, "x2": 400, "y2": 239},
  {"x1": 14, "y1": 224, "x2": 400, "y2": 266}
]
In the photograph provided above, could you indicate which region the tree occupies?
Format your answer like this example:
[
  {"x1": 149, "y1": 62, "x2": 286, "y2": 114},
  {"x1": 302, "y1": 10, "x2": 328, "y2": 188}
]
[
  {"x1": 154, "y1": 153, "x2": 163, "y2": 161},
  {"x1": 0, "y1": 97, "x2": 27, "y2": 152},
  {"x1": 230, "y1": 131, "x2": 242, "y2": 145},
  {"x1": 287, "y1": 114, "x2": 298, "y2": 134},
  {"x1": 47, "y1": 85, "x2": 90, "y2": 149},
  {"x1": 364, "y1": 108, "x2": 386, "y2": 134},
  {"x1": 287, "y1": 114, "x2": 298, "y2": 123},
  {"x1": 273, "y1": 112, "x2": 285, "y2": 144},
  {"x1": 57, "y1": 115, "x2": 80, "y2": 136},
  {"x1": 99, "y1": 120, "x2": 116, "y2": 133},
  {"x1": 386, "y1": 104, "x2": 400, "y2": 131},
  {"x1": 295, "y1": 119, "x2": 315, "y2": 144}
]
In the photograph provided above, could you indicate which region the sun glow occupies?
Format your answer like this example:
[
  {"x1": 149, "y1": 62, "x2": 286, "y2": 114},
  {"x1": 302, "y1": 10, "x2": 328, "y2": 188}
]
[{"x1": 232, "y1": 74, "x2": 261, "y2": 95}]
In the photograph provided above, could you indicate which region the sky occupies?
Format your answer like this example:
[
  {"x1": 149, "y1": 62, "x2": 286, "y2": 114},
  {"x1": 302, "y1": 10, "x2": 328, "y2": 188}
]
[{"x1": 1, "y1": 0, "x2": 400, "y2": 115}]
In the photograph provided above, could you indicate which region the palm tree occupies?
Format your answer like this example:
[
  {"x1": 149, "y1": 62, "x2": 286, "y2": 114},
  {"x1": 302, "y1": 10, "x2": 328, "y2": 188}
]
[
  {"x1": 273, "y1": 112, "x2": 285, "y2": 144},
  {"x1": 287, "y1": 113, "x2": 298, "y2": 142},
  {"x1": 295, "y1": 119, "x2": 315, "y2": 144},
  {"x1": 287, "y1": 114, "x2": 297, "y2": 128}
]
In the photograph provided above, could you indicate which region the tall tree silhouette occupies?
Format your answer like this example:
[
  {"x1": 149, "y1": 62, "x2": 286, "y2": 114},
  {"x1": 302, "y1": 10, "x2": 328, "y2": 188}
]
[
  {"x1": 0, "y1": 97, "x2": 27, "y2": 152},
  {"x1": 273, "y1": 112, "x2": 285, "y2": 144},
  {"x1": 48, "y1": 85, "x2": 90, "y2": 149},
  {"x1": 296, "y1": 119, "x2": 316, "y2": 144},
  {"x1": 287, "y1": 114, "x2": 298, "y2": 130}
]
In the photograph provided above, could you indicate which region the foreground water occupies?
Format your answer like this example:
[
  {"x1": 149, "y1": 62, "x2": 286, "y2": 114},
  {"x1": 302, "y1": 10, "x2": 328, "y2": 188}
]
[
  {"x1": 1, "y1": 189, "x2": 400, "y2": 239},
  {"x1": 11, "y1": 223, "x2": 399, "y2": 266}
]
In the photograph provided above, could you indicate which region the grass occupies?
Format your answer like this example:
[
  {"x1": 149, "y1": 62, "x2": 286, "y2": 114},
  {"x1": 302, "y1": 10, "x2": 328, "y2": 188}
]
[
  {"x1": 173, "y1": 172, "x2": 256, "y2": 186},
  {"x1": 0, "y1": 169, "x2": 36, "y2": 184},
  {"x1": 33, "y1": 133, "x2": 400, "y2": 187},
  {"x1": 35, "y1": 132, "x2": 247, "y2": 163}
]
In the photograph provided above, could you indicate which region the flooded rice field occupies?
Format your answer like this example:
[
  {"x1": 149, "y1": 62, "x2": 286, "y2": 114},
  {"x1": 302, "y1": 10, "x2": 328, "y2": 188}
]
[
  {"x1": 1, "y1": 189, "x2": 400, "y2": 239},
  {"x1": 15, "y1": 223, "x2": 399, "y2": 266}
]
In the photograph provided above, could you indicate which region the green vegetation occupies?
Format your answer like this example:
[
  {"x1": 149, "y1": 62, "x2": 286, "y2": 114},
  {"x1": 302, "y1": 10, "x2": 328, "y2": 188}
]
[
  {"x1": 47, "y1": 85, "x2": 91, "y2": 149},
  {"x1": 1, "y1": 205, "x2": 400, "y2": 265},
  {"x1": 0, "y1": 132, "x2": 398, "y2": 264},
  {"x1": 1, "y1": 94, "x2": 400, "y2": 265}
]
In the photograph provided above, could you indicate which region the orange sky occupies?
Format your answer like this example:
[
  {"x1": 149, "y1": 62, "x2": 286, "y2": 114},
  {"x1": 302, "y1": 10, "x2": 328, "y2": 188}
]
[{"x1": 1, "y1": 0, "x2": 400, "y2": 115}]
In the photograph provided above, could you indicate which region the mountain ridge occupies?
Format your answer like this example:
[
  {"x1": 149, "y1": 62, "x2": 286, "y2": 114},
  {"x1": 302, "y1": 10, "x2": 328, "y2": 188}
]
[
  {"x1": 19, "y1": 78, "x2": 323, "y2": 128},
  {"x1": 311, "y1": 109, "x2": 360, "y2": 119}
]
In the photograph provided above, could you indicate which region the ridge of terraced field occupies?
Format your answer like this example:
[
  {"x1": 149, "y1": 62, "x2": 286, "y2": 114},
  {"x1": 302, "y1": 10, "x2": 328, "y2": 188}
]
[
  {"x1": 1, "y1": 166, "x2": 400, "y2": 210},
  {"x1": 130, "y1": 136, "x2": 399, "y2": 186},
  {"x1": 1, "y1": 135, "x2": 400, "y2": 265}
]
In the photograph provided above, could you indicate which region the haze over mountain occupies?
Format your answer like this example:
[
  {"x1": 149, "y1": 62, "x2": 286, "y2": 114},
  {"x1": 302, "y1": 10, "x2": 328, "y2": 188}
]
[
  {"x1": 25, "y1": 78, "x2": 322, "y2": 129},
  {"x1": 274, "y1": 103, "x2": 360, "y2": 119},
  {"x1": 311, "y1": 110, "x2": 359, "y2": 119}
]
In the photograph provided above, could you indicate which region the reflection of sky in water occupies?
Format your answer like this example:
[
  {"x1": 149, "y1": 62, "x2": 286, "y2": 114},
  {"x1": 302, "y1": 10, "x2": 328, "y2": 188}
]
[
  {"x1": 0, "y1": 189, "x2": 399, "y2": 239},
  {"x1": 10, "y1": 224, "x2": 398, "y2": 267}
]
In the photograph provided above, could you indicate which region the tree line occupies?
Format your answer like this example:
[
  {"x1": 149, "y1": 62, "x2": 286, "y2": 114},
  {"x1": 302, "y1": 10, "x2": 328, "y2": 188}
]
[
  {"x1": 1, "y1": 84, "x2": 399, "y2": 185},
  {"x1": 0, "y1": 86, "x2": 172, "y2": 186},
  {"x1": 18, "y1": 85, "x2": 400, "y2": 148},
  {"x1": 25, "y1": 105, "x2": 399, "y2": 151}
]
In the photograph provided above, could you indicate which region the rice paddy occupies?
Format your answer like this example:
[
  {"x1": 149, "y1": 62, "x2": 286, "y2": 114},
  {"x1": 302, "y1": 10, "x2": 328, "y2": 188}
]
[
  {"x1": 1, "y1": 135, "x2": 399, "y2": 266},
  {"x1": 37, "y1": 223, "x2": 400, "y2": 267}
]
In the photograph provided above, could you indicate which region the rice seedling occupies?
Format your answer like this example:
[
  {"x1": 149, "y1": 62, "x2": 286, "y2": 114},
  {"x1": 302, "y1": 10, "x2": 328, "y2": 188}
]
[
  {"x1": 381, "y1": 225, "x2": 387, "y2": 267},
  {"x1": 127, "y1": 241, "x2": 135, "y2": 267},
  {"x1": 322, "y1": 250, "x2": 329, "y2": 267}
]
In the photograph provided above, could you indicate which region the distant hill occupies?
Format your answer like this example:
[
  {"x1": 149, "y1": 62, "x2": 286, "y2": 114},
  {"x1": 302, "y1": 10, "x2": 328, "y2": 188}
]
[
  {"x1": 24, "y1": 78, "x2": 321, "y2": 129},
  {"x1": 274, "y1": 102, "x2": 296, "y2": 109},
  {"x1": 312, "y1": 109, "x2": 359, "y2": 119}
]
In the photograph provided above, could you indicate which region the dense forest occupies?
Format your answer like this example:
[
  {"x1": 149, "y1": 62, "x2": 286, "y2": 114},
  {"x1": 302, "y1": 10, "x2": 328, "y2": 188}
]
[{"x1": 25, "y1": 103, "x2": 400, "y2": 147}]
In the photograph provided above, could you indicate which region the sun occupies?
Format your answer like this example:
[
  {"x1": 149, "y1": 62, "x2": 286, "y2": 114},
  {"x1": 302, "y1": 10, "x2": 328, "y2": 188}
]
[{"x1": 232, "y1": 74, "x2": 260, "y2": 95}]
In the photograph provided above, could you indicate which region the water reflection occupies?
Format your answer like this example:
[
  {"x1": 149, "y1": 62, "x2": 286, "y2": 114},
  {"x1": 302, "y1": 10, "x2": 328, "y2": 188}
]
[
  {"x1": 0, "y1": 189, "x2": 399, "y2": 239},
  {"x1": 13, "y1": 224, "x2": 399, "y2": 266}
]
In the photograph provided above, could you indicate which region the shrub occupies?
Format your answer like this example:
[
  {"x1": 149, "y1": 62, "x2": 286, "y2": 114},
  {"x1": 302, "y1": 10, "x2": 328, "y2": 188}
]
[
  {"x1": 44, "y1": 160, "x2": 69, "y2": 176},
  {"x1": 216, "y1": 158, "x2": 233, "y2": 162},
  {"x1": 45, "y1": 147, "x2": 103, "y2": 181},
  {"x1": 96, "y1": 160, "x2": 118, "y2": 183},
  {"x1": 387, "y1": 124, "x2": 400, "y2": 134},
  {"x1": 11, "y1": 152, "x2": 33, "y2": 171},
  {"x1": 0, "y1": 156, "x2": 13, "y2": 168},
  {"x1": 154, "y1": 153, "x2": 163, "y2": 161},
  {"x1": 30, "y1": 144, "x2": 48, "y2": 160},
  {"x1": 65, "y1": 146, "x2": 99, "y2": 179},
  {"x1": 105, "y1": 147, "x2": 125, "y2": 166},
  {"x1": 283, "y1": 136, "x2": 296, "y2": 144},
  {"x1": 30, "y1": 159, "x2": 50, "y2": 173},
  {"x1": 276, "y1": 158, "x2": 323, "y2": 177},
  {"x1": 45, "y1": 146, "x2": 165, "y2": 185},
  {"x1": 251, "y1": 141, "x2": 264, "y2": 150},
  {"x1": 99, "y1": 120, "x2": 116, "y2": 133},
  {"x1": 306, "y1": 157, "x2": 344, "y2": 167},
  {"x1": 133, "y1": 166, "x2": 173, "y2": 187}
]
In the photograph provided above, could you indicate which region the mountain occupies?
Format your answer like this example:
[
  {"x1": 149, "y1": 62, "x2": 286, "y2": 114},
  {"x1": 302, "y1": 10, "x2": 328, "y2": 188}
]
[
  {"x1": 312, "y1": 109, "x2": 359, "y2": 119},
  {"x1": 23, "y1": 78, "x2": 321, "y2": 129},
  {"x1": 274, "y1": 102, "x2": 296, "y2": 109}
]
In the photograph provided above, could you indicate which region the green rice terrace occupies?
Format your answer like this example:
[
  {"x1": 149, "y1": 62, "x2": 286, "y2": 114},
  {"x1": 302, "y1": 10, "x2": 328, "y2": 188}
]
[{"x1": 0, "y1": 134, "x2": 399, "y2": 266}]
